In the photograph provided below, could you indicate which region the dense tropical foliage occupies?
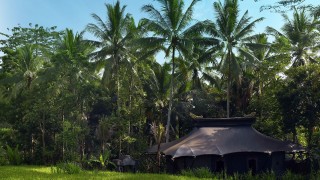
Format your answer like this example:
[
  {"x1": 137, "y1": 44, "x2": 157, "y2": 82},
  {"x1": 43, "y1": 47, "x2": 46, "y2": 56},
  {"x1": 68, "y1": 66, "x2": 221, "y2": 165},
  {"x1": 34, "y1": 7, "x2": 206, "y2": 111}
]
[{"x1": 0, "y1": 0, "x2": 320, "y2": 174}]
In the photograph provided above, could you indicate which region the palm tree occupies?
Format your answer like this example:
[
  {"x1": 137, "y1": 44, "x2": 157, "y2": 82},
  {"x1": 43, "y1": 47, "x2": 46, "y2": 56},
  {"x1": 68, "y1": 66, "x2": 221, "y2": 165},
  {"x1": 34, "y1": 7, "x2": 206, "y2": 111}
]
[
  {"x1": 142, "y1": 61, "x2": 171, "y2": 134},
  {"x1": 243, "y1": 34, "x2": 291, "y2": 97},
  {"x1": 0, "y1": 44, "x2": 43, "y2": 96},
  {"x1": 140, "y1": 0, "x2": 202, "y2": 142},
  {"x1": 234, "y1": 34, "x2": 285, "y2": 115},
  {"x1": 42, "y1": 29, "x2": 96, "y2": 97},
  {"x1": 51, "y1": 29, "x2": 96, "y2": 86},
  {"x1": 44, "y1": 29, "x2": 96, "y2": 160},
  {"x1": 267, "y1": 8, "x2": 320, "y2": 66},
  {"x1": 86, "y1": 1, "x2": 136, "y2": 116},
  {"x1": 176, "y1": 44, "x2": 222, "y2": 91},
  {"x1": 150, "y1": 121, "x2": 165, "y2": 172},
  {"x1": 204, "y1": 0, "x2": 264, "y2": 117}
]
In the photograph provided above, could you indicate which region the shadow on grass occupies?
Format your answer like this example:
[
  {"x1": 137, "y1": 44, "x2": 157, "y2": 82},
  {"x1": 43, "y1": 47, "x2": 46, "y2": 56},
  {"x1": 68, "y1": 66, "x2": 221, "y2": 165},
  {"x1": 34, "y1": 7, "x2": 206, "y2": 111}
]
[{"x1": 0, "y1": 166, "x2": 198, "y2": 180}]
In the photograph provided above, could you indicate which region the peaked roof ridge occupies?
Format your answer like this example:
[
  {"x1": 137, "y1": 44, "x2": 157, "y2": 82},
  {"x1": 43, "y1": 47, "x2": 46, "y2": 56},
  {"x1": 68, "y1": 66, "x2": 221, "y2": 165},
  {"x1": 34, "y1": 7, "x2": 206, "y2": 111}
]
[{"x1": 194, "y1": 117, "x2": 255, "y2": 127}]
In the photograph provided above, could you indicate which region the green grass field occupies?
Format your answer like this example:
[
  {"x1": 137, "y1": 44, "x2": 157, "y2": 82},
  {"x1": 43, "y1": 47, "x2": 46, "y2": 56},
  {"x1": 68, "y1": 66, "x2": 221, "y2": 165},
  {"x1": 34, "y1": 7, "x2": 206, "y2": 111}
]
[
  {"x1": 0, "y1": 166, "x2": 199, "y2": 180},
  {"x1": 0, "y1": 166, "x2": 317, "y2": 180}
]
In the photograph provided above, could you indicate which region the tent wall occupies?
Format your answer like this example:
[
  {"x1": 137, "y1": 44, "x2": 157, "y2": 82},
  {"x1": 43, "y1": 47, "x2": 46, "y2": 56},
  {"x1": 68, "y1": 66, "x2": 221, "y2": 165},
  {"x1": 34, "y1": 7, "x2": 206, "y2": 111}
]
[
  {"x1": 174, "y1": 156, "x2": 194, "y2": 171},
  {"x1": 166, "y1": 152, "x2": 286, "y2": 175},
  {"x1": 167, "y1": 155, "x2": 223, "y2": 173},
  {"x1": 271, "y1": 152, "x2": 285, "y2": 175},
  {"x1": 224, "y1": 152, "x2": 270, "y2": 174},
  {"x1": 166, "y1": 156, "x2": 195, "y2": 173},
  {"x1": 193, "y1": 155, "x2": 213, "y2": 170}
]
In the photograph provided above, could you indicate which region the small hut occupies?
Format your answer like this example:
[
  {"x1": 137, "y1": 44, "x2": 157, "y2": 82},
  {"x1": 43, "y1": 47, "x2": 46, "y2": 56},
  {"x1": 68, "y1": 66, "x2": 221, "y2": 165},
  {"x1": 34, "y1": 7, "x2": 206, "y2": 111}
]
[{"x1": 148, "y1": 117, "x2": 303, "y2": 175}]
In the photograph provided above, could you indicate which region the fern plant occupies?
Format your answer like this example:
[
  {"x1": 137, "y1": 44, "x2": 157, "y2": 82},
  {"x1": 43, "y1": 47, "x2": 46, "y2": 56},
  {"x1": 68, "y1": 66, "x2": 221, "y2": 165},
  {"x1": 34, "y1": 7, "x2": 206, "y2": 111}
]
[
  {"x1": 99, "y1": 150, "x2": 115, "y2": 169},
  {"x1": 5, "y1": 145, "x2": 22, "y2": 165},
  {"x1": 0, "y1": 146, "x2": 8, "y2": 165}
]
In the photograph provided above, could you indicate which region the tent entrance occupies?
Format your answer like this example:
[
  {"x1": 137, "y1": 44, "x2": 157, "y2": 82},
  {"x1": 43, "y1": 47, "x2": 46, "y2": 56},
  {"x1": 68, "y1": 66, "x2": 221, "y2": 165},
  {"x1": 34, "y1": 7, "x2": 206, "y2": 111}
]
[
  {"x1": 216, "y1": 160, "x2": 225, "y2": 172},
  {"x1": 248, "y1": 158, "x2": 257, "y2": 174}
]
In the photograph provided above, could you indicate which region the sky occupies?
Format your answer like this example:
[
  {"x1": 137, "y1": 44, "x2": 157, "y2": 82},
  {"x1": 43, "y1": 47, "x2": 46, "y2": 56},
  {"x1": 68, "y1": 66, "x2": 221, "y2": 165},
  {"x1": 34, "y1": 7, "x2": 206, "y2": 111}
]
[{"x1": 0, "y1": 0, "x2": 319, "y2": 62}]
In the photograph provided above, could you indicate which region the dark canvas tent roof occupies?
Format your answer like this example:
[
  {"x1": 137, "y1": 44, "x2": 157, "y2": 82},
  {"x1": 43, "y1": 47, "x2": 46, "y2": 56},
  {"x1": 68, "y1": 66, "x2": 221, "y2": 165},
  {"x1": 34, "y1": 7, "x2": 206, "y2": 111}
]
[{"x1": 148, "y1": 117, "x2": 303, "y2": 158}]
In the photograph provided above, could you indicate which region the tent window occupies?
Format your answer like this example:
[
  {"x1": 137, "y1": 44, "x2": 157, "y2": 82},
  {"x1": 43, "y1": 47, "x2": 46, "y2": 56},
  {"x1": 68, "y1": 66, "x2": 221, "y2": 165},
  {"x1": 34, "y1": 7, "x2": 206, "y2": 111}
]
[
  {"x1": 248, "y1": 159, "x2": 257, "y2": 174},
  {"x1": 216, "y1": 160, "x2": 224, "y2": 172}
]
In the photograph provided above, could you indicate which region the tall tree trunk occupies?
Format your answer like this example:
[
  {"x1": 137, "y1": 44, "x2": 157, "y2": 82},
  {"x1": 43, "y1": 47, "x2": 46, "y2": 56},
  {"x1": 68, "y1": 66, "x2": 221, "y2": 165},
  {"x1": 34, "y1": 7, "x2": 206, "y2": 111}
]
[
  {"x1": 166, "y1": 46, "x2": 176, "y2": 143},
  {"x1": 31, "y1": 134, "x2": 35, "y2": 162},
  {"x1": 227, "y1": 49, "x2": 231, "y2": 118},
  {"x1": 128, "y1": 69, "x2": 134, "y2": 154},
  {"x1": 157, "y1": 142, "x2": 161, "y2": 173},
  {"x1": 307, "y1": 119, "x2": 315, "y2": 158},
  {"x1": 257, "y1": 72, "x2": 262, "y2": 119},
  {"x1": 307, "y1": 126, "x2": 313, "y2": 157},
  {"x1": 62, "y1": 110, "x2": 65, "y2": 161},
  {"x1": 40, "y1": 113, "x2": 46, "y2": 164},
  {"x1": 293, "y1": 127, "x2": 297, "y2": 143},
  {"x1": 102, "y1": 141, "x2": 105, "y2": 154},
  {"x1": 119, "y1": 135, "x2": 122, "y2": 157},
  {"x1": 115, "y1": 53, "x2": 121, "y2": 117},
  {"x1": 80, "y1": 140, "x2": 84, "y2": 161}
]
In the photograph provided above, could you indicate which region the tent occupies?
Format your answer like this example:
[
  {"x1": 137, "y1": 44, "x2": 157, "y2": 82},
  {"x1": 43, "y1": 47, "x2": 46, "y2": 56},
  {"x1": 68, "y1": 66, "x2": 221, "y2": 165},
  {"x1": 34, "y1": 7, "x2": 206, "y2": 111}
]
[{"x1": 148, "y1": 117, "x2": 304, "y2": 174}]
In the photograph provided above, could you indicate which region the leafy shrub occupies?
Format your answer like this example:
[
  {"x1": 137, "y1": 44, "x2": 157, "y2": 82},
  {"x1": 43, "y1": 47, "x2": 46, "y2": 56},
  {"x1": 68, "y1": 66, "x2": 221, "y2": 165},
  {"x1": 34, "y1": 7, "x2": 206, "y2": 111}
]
[
  {"x1": 257, "y1": 171, "x2": 276, "y2": 180},
  {"x1": 212, "y1": 171, "x2": 226, "y2": 179},
  {"x1": 310, "y1": 171, "x2": 320, "y2": 180},
  {"x1": 81, "y1": 159, "x2": 102, "y2": 170},
  {"x1": 5, "y1": 145, "x2": 22, "y2": 165},
  {"x1": 181, "y1": 167, "x2": 213, "y2": 179},
  {"x1": 0, "y1": 146, "x2": 8, "y2": 165},
  {"x1": 281, "y1": 170, "x2": 306, "y2": 180},
  {"x1": 230, "y1": 172, "x2": 241, "y2": 180},
  {"x1": 193, "y1": 167, "x2": 213, "y2": 178},
  {"x1": 230, "y1": 171, "x2": 277, "y2": 180},
  {"x1": 181, "y1": 168, "x2": 320, "y2": 179},
  {"x1": 52, "y1": 162, "x2": 82, "y2": 174},
  {"x1": 81, "y1": 151, "x2": 116, "y2": 170},
  {"x1": 242, "y1": 170, "x2": 255, "y2": 180},
  {"x1": 99, "y1": 150, "x2": 113, "y2": 167},
  {"x1": 181, "y1": 169, "x2": 195, "y2": 177}
]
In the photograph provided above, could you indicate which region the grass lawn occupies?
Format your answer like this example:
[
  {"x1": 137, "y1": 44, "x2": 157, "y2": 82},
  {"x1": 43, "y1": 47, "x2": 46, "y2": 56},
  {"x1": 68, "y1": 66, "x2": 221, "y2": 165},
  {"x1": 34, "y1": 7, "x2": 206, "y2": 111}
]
[
  {"x1": 0, "y1": 166, "x2": 199, "y2": 180},
  {"x1": 0, "y1": 165, "x2": 317, "y2": 180}
]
